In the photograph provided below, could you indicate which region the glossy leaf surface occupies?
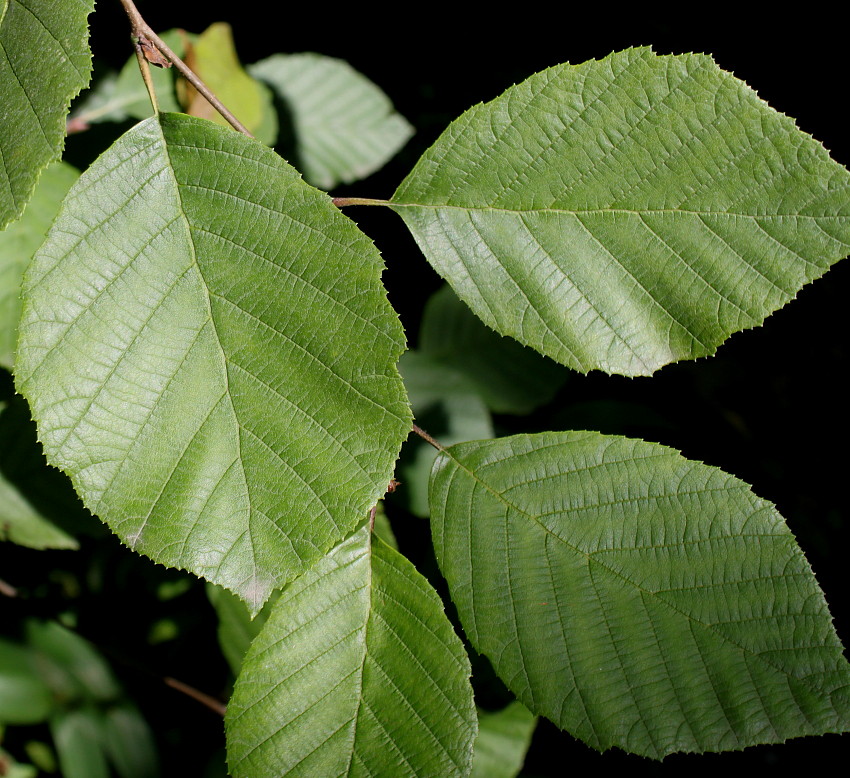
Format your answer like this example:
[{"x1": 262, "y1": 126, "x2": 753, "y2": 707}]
[
  {"x1": 393, "y1": 48, "x2": 850, "y2": 375},
  {"x1": 430, "y1": 431, "x2": 850, "y2": 757},
  {"x1": 226, "y1": 525, "x2": 476, "y2": 777},
  {"x1": 16, "y1": 114, "x2": 411, "y2": 611},
  {"x1": 250, "y1": 53, "x2": 413, "y2": 189},
  {"x1": 0, "y1": 0, "x2": 92, "y2": 229}
]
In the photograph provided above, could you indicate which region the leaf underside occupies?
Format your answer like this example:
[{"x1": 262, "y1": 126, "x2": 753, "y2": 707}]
[
  {"x1": 430, "y1": 431, "x2": 850, "y2": 758},
  {"x1": 225, "y1": 525, "x2": 476, "y2": 777},
  {"x1": 392, "y1": 47, "x2": 850, "y2": 376},
  {"x1": 16, "y1": 114, "x2": 411, "y2": 611},
  {"x1": 0, "y1": 0, "x2": 93, "y2": 229}
]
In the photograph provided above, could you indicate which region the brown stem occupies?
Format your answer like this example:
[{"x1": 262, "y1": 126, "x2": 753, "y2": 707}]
[
  {"x1": 117, "y1": 0, "x2": 254, "y2": 138},
  {"x1": 0, "y1": 577, "x2": 18, "y2": 597},
  {"x1": 412, "y1": 424, "x2": 445, "y2": 452},
  {"x1": 163, "y1": 676, "x2": 227, "y2": 716}
]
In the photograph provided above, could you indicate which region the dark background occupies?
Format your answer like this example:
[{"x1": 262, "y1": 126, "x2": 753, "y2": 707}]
[{"x1": 6, "y1": 3, "x2": 848, "y2": 775}]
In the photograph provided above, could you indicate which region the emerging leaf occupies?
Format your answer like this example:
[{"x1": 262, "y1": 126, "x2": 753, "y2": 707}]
[
  {"x1": 250, "y1": 53, "x2": 413, "y2": 189},
  {"x1": 430, "y1": 431, "x2": 850, "y2": 758},
  {"x1": 16, "y1": 114, "x2": 411, "y2": 612},
  {"x1": 0, "y1": 0, "x2": 93, "y2": 229},
  {"x1": 392, "y1": 48, "x2": 850, "y2": 376},
  {"x1": 226, "y1": 525, "x2": 476, "y2": 777}
]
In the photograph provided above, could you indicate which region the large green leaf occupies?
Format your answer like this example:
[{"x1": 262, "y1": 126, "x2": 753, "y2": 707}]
[
  {"x1": 430, "y1": 431, "x2": 850, "y2": 758},
  {"x1": 0, "y1": 0, "x2": 93, "y2": 229},
  {"x1": 250, "y1": 53, "x2": 413, "y2": 189},
  {"x1": 15, "y1": 113, "x2": 411, "y2": 611},
  {"x1": 0, "y1": 161, "x2": 78, "y2": 369},
  {"x1": 225, "y1": 524, "x2": 476, "y2": 777},
  {"x1": 392, "y1": 48, "x2": 850, "y2": 376}
]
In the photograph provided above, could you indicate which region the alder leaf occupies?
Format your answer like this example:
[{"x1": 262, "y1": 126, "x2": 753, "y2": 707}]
[
  {"x1": 225, "y1": 524, "x2": 476, "y2": 777},
  {"x1": 16, "y1": 113, "x2": 411, "y2": 612},
  {"x1": 392, "y1": 48, "x2": 850, "y2": 376},
  {"x1": 430, "y1": 431, "x2": 850, "y2": 758},
  {"x1": 0, "y1": 161, "x2": 78, "y2": 369},
  {"x1": 250, "y1": 53, "x2": 413, "y2": 189},
  {"x1": 0, "y1": 0, "x2": 93, "y2": 229}
]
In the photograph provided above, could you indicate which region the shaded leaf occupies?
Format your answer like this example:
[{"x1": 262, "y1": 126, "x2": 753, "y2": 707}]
[
  {"x1": 430, "y1": 431, "x2": 850, "y2": 758},
  {"x1": 69, "y1": 31, "x2": 184, "y2": 127},
  {"x1": 397, "y1": 350, "x2": 492, "y2": 516},
  {"x1": 472, "y1": 702, "x2": 536, "y2": 778},
  {"x1": 420, "y1": 285, "x2": 567, "y2": 414},
  {"x1": 0, "y1": 161, "x2": 78, "y2": 369},
  {"x1": 16, "y1": 114, "x2": 411, "y2": 612},
  {"x1": 50, "y1": 708, "x2": 109, "y2": 778},
  {"x1": 225, "y1": 524, "x2": 476, "y2": 777},
  {"x1": 0, "y1": 0, "x2": 93, "y2": 229},
  {"x1": 207, "y1": 583, "x2": 278, "y2": 676},
  {"x1": 0, "y1": 638, "x2": 53, "y2": 724},
  {"x1": 0, "y1": 396, "x2": 94, "y2": 550},
  {"x1": 101, "y1": 704, "x2": 159, "y2": 778},
  {"x1": 181, "y1": 23, "x2": 277, "y2": 145},
  {"x1": 392, "y1": 48, "x2": 850, "y2": 376},
  {"x1": 250, "y1": 52, "x2": 413, "y2": 189},
  {"x1": 27, "y1": 620, "x2": 121, "y2": 704}
]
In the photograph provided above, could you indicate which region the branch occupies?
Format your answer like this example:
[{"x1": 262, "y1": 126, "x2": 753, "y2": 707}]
[
  {"x1": 163, "y1": 676, "x2": 227, "y2": 717},
  {"x1": 412, "y1": 424, "x2": 445, "y2": 452},
  {"x1": 117, "y1": 0, "x2": 254, "y2": 138}
]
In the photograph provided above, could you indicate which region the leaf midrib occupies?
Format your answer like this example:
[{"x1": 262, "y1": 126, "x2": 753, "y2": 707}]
[{"x1": 439, "y1": 443, "x2": 844, "y2": 701}]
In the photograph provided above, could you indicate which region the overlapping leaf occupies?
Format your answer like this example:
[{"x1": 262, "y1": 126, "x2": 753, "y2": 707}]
[
  {"x1": 0, "y1": 0, "x2": 93, "y2": 229},
  {"x1": 392, "y1": 47, "x2": 850, "y2": 375},
  {"x1": 430, "y1": 431, "x2": 850, "y2": 757},
  {"x1": 225, "y1": 525, "x2": 476, "y2": 777},
  {"x1": 250, "y1": 53, "x2": 413, "y2": 189},
  {"x1": 16, "y1": 113, "x2": 411, "y2": 611}
]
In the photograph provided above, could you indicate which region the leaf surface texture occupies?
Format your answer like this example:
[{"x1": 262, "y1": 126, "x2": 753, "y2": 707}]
[
  {"x1": 225, "y1": 525, "x2": 476, "y2": 777},
  {"x1": 430, "y1": 431, "x2": 850, "y2": 757},
  {"x1": 16, "y1": 114, "x2": 411, "y2": 611},
  {"x1": 392, "y1": 48, "x2": 850, "y2": 375},
  {"x1": 0, "y1": 0, "x2": 92, "y2": 228}
]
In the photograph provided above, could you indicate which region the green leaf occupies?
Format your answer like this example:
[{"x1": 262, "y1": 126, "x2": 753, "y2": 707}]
[
  {"x1": 430, "y1": 431, "x2": 850, "y2": 758},
  {"x1": 207, "y1": 583, "x2": 278, "y2": 676},
  {"x1": 69, "y1": 31, "x2": 184, "y2": 127},
  {"x1": 0, "y1": 396, "x2": 92, "y2": 550},
  {"x1": 250, "y1": 53, "x2": 413, "y2": 189},
  {"x1": 420, "y1": 285, "x2": 567, "y2": 414},
  {"x1": 471, "y1": 702, "x2": 536, "y2": 778},
  {"x1": 16, "y1": 114, "x2": 411, "y2": 612},
  {"x1": 50, "y1": 708, "x2": 109, "y2": 778},
  {"x1": 225, "y1": 524, "x2": 477, "y2": 777},
  {"x1": 101, "y1": 704, "x2": 159, "y2": 778},
  {"x1": 0, "y1": 161, "x2": 78, "y2": 369},
  {"x1": 0, "y1": 638, "x2": 53, "y2": 724},
  {"x1": 183, "y1": 23, "x2": 277, "y2": 146},
  {"x1": 392, "y1": 48, "x2": 850, "y2": 376},
  {"x1": 27, "y1": 620, "x2": 121, "y2": 704},
  {"x1": 0, "y1": 747, "x2": 38, "y2": 778},
  {"x1": 0, "y1": 0, "x2": 93, "y2": 229}
]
